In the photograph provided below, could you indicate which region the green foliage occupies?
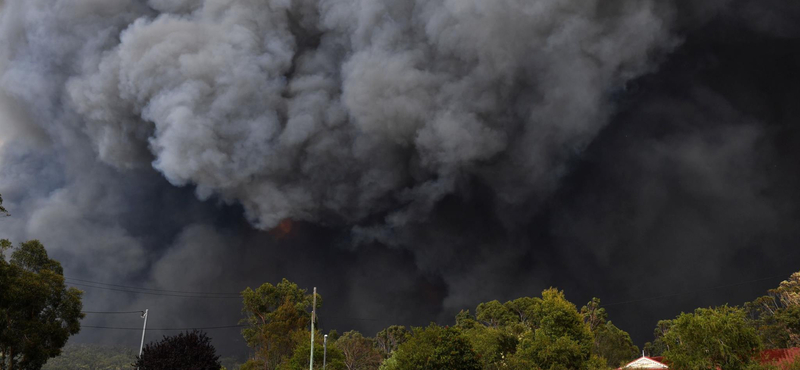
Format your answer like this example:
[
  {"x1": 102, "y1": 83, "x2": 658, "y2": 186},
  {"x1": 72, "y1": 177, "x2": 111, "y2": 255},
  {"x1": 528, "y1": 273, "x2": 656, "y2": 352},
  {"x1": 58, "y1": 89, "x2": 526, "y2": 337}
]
[
  {"x1": 134, "y1": 330, "x2": 221, "y2": 370},
  {"x1": 335, "y1": 331, "x2": 382, "y2": 370},
  {"x1": 745, "y1": 272, "x2": 800, "y2": 349},
  {"x1": 41, "y1": 344, "x2": 135, "y2": 370},
  {"x1": 374, "y1": 326, "x2": 410, "y2": 359},
  {"x1": 506, "y1": 289, "x2": 594, "y2": 370},
  {"x1": 377, "y1": 356, "x2": 397, "y2": 370},
  {"x1": 580, "y1": 298, "x2": 607, "y2": 332},
  {"x1": 592, "y1": 321, "x2": 638, "y2": 368},
  {"x1": 232, "y1": 281, "x2": 643, "y2": 370},
  {"x1": 643, "y1": 319, "x2": 673, "y2": 357},
  {"x1": 662, "y1": 306, "x2": 761, "y2": 370},
  {"x1": 476, "y1": 301, "x2": 515, "y2": 329},
  {"x1": 240, "y1": 279, "x2": 317, "y2": 370},
  {"x1": 504, "y1": 297, "x2": 540, "y2": 330},
  {"x1": 0, "y1": 239, "x2": 84, "y2": 370},
  {"x1": 582, "y1": 297, "x2": 638, "y2": 367},
  {"x1": 455, "y1": 310, "x2": 479, "y2": 330},
  {"x1": 462, "y1": 326, "x2": 517, "y2": 370},
  {"x1": 382, "y1": 324, "x2": 481, "y2": 370},
  {"x1": 278, "y1": 331, "x2": 344, "y2": 370}
]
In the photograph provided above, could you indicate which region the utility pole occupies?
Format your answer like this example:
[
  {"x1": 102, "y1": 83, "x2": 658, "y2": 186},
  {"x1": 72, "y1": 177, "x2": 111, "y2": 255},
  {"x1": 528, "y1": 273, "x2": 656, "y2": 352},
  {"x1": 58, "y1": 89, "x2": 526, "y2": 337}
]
[
  {"x1": 323, "y1": 334, "x2": 328, "y2": 370},
  {"x1": 309, "y1": 287, "x2": 317, "y2": 370},
  {"x1": 138, "y1": 309, "x2": 148, "y2": 369}
]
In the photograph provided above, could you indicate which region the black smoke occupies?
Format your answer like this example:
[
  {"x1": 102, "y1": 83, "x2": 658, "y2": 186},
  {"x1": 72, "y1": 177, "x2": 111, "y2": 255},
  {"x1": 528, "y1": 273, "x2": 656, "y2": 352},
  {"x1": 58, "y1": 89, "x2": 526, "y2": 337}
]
[{"x1": 0, "y1": 0, "x2": 799, "y2": 356}]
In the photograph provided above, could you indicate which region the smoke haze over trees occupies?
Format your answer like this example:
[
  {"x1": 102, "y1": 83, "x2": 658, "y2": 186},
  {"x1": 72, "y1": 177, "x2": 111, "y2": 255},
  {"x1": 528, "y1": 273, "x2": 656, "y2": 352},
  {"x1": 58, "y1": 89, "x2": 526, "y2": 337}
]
[{"x1": 0, "y1": 0, "x2": 799, "y2": 356}]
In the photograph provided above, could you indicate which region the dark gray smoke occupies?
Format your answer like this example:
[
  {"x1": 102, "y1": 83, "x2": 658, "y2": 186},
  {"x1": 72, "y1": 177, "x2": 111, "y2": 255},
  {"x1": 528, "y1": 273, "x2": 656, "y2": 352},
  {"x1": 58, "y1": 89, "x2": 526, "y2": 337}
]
[{"x1": 1, "y1": 0, "x2": 799, "y2": 355}]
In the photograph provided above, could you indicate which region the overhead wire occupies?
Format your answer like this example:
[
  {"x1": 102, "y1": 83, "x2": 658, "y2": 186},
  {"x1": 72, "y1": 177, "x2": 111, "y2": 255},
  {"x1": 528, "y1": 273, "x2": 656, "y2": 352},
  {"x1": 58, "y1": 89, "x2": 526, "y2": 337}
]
[
  {"x1": 82, "y1": 325, "x2": 246, "y2": 331},
  {"x1": 65, "y1": 281, "x2": 241, "y2": 299},
  {"x1": 82, "y1": 310, "x2": 144, "y2": 315},
  {"x1": 65, "y1": 277, "x2": 240, "y2": 296}
]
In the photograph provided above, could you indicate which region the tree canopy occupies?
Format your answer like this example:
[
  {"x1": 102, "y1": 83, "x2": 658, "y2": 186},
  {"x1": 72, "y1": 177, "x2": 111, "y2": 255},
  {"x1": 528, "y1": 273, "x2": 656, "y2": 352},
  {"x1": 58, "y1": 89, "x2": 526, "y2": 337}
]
[
  {"x1": 0, "y1": 239, "x2": 84, "y2": 370},
  {"x1": 336, "y1": 331, "x2": 382, "y2": 370},
  {"x1": 581, "y1": 298, "x2": 639, "y2": 368},
  {"x1": 240, "y1": 279, "x2": 318, "y2": 370},
  {"x1": 381, "y1": 324, "x2": 481, "y2": 370},
  {"x1": 746, "y1": 272, "x2": 800, "y2": 349},
  {"x1": 134, "y1": 330, "x2": 221, "y2": 370},
  {"x1": 662, "y1": 306, "x2": 761, "y2": 370}
]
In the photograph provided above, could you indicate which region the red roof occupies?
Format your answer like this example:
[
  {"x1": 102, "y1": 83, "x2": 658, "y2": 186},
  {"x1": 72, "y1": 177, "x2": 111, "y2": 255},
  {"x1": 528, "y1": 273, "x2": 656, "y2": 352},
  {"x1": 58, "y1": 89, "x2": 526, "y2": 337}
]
[
  {"x1": 618, "y1": 349, "x2": 800, "y2": 370},
  {"x1": 760, "y1": 348, "x2": 800, "y2": 368}
]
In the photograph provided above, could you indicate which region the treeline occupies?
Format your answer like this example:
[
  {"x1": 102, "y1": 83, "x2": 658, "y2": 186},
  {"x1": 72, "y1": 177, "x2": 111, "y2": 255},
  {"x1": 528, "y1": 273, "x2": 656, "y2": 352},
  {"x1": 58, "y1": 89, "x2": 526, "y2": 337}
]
[
  {"x1": 236, "y1": 279, "x2": 636, "y2": 370},
  {"x1": 236, "y1": 274, "x2": 800, "y2": 370},
  {"x1": 39, "y1": 343, "x2": 242, "y2": 370},
  {"x1": 642, "y1": 272, "x2": 800, "y2": 370},
  {"x1": 30, "y1": 271, "x2": 800, "y2": 370}
]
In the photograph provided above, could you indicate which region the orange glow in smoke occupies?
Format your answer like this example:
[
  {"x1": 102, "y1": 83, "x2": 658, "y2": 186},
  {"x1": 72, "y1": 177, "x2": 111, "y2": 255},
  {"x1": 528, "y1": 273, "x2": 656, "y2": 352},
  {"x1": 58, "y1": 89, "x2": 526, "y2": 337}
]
[{"x1": 271, "y1": 219, "x2": 294, "y2": 239}]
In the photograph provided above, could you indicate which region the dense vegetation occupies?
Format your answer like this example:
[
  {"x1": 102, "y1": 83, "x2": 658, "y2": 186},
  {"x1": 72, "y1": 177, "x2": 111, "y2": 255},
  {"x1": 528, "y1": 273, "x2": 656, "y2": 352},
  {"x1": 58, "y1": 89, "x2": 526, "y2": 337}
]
[
  {"x1": 236, "y1": 282, "x2": 634, "y2": 370},
  {"x1": 0, "y1": 238, "x2": 84, "y2": 370},
  {"x1": 41, "y1": 344, "x2": 135, "y2": 370},
  {"x1": 19, "y1": 269, "x2": 800, "y2": 370},
  {"x1": 134, "y1": 330, "x2": 221, "y2": 370},
  {"x1": 235, "y1": 274, "x2": 800, "y2": 370}
]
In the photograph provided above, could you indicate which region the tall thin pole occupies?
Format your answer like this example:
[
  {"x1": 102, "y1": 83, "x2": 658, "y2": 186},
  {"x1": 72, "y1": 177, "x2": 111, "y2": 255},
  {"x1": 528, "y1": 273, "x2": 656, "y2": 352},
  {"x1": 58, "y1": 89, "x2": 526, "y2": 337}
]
[
  {"x1": 323, "y1": 334, "x2": 328, "y2": 370},
  {"x1": 137, "y1": 309, "x2": 148, "y2": 369},
  {"x1": 139, "y1": 309, "x2": 149, "y2": 357},
  {"x1": 309, "y1": 287, "x2": 317, "y2": 370}
]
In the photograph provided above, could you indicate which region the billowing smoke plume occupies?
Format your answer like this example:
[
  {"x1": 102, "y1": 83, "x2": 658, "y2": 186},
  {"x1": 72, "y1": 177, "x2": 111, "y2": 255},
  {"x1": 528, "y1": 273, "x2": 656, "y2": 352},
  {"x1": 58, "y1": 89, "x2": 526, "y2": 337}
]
[
  {"x1": 1, "y1": 0, "x2": 800, "y2": 355},
  {"x1": 60, "y1": 0, "x2": 673, "y2": 230}
]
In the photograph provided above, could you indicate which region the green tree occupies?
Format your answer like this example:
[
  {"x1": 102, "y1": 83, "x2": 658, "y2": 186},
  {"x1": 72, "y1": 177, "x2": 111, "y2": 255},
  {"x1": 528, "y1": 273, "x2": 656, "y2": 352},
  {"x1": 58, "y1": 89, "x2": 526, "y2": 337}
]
[
  {"x1": 504, "y1": 297, "x2": 540, "y2": 330},
  {"x1": 745, "y1": 272, "x2": 800, "y2": 348},
  {"x1": 134, "y1": 330, "x2": 221, "y2": 370},
  {"x1": 0, "y1": 240, "x2": 84, "y2": 370},
  {"x1": 643, "y1": 320, "x2": 673, "y2": 357},
  {"x1": 374, "y1": 326, "x2": 409, "y2": 359},
  {"x1": 662, "y1": 306, "x2": 761, "y2": 370},
  {"x1": 240, "y1": 279, "x2": 317, "y2": 370},
  {"x1": 462, "y1": 326, "x2": 518, "y2": 370},
  {"x1": 335, "y1": 331, "x2": 382, "y2": 370},
  {"x1": 506, "y1": 289, "x2": 595, "y2": 370},
  {"x1": 593, "y1": 322, "x2": 638, "y2": 368},
  {"x1": 581, "y1": 298, "x2": 638, "y2": 367},
  {"x1": 278, "y1": 331, "x2": 345, "y2": 370},
  {"x1": 455, "y1": 310, "x2": 479, "y2": 330},
  {"x1": 476, "y1": 300, "x2": 515, "y2": 329},
  {"x1": 382, "y1": 324, "x2": 481, "y2": 370}
]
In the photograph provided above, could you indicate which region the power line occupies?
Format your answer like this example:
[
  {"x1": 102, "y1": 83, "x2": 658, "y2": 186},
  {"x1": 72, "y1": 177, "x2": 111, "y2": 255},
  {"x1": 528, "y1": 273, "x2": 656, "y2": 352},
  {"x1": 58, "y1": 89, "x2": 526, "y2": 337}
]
[
  {"x1": 82, "y1": 325, "x2": 246, "y2": 331},
  {"x1": 65, "y1": 277, "x2": 240, "y2": 296},
  {"x1": 82, "y1": 310, "x2": 144, "y2": 314},
  {"x1": 66, "y1": 282, "x2": 241, "y2": 299}
]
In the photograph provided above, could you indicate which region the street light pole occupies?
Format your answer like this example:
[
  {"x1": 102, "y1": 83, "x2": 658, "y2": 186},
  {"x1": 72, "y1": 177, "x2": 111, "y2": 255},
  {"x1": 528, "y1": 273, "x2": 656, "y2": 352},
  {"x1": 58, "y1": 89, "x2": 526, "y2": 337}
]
[
  {"x1": 323, "y1": 334, "x2": 328, "y2": 370},
  {"x1": 309, "y1": 288, "x2": 317, "y2": 370}
]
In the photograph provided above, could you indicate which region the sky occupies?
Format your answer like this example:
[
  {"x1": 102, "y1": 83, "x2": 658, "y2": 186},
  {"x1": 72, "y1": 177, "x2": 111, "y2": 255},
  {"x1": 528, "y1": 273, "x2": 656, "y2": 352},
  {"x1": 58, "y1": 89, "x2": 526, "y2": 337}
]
[{"x1": 0, "y1": 0, "x2": 799, "y2": 357}]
